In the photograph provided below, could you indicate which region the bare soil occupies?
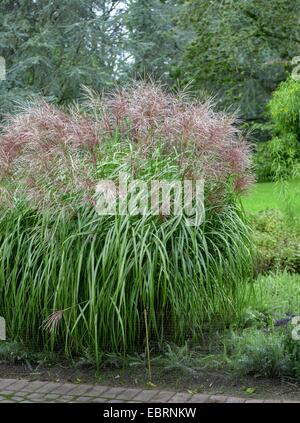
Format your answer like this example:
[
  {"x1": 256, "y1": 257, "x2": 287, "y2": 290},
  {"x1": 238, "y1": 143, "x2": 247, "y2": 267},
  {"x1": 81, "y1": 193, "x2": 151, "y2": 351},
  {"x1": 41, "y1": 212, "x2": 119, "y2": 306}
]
[{"x1": 1, "y1": 361, "x2": 300, "y2": 400}]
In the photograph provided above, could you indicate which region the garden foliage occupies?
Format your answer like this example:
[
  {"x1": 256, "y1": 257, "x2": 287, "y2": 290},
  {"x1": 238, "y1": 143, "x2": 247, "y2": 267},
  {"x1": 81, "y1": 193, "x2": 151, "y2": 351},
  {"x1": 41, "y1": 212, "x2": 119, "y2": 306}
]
[{"x1": 255, "y1": 78, "x2": 300, "y2": 182}]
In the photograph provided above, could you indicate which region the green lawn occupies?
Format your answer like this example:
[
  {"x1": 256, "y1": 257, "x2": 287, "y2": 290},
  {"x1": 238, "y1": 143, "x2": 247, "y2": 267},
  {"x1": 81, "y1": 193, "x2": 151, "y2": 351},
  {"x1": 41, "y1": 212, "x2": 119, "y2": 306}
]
[{"x1": 242, "y1": 177, "x2": 300, "y2": 214}]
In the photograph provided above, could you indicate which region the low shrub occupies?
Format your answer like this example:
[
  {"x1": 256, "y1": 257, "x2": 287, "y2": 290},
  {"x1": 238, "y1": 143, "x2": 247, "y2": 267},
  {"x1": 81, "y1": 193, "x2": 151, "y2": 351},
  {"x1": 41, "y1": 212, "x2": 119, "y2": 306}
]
[
  {"x1": 243, "y1": 272, "x2": 300, "y2": 328},
  {"x1": 225, "y1": 329, "x2": 293, "y2": 378},
  {"x1": 250, "y1": 210, "x2": 300, "y2": 274},
  {"x1": 228, "y1": 272, "x2": 300, "y2": 380}
]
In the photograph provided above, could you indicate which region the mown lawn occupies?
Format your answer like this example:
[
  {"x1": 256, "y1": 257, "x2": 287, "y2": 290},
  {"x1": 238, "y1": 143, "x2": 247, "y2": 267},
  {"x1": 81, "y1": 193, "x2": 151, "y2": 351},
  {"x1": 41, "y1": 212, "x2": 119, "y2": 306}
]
[{"x1": 242, "y1": 177, "x2": 300, "y2": 214}]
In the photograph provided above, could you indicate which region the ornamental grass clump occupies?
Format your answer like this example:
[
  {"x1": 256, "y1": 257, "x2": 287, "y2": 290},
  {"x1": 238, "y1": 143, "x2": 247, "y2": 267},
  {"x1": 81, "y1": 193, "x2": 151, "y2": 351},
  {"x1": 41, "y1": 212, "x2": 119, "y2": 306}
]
[{"x1": 0, "y1": 83, "x2": 254, "y2": 361}]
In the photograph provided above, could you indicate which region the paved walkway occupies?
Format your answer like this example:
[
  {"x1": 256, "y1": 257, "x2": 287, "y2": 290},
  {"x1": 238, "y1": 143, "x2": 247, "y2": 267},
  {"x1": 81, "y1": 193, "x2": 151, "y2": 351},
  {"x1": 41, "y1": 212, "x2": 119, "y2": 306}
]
[{"x1": 0, "y1": 378, "x2": 298, "y2": 403}]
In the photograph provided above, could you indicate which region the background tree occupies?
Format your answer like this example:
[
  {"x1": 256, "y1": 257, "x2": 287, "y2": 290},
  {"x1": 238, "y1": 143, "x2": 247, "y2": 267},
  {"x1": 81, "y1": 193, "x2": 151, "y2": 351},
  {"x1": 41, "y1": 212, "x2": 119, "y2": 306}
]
[
  {"x1": 125, "y1": 0, "x2": 192, "y2": 83},
  {"x1": 2, "y1": 0, "x2": 299, "y2": 131},
  {"x1": 255, "y1": 77, "x2": 300, "y2": 181},
  {"x1": 174, "y1": 0, "x2": 300, "y2": 124},
  {"x1": 0, "y1": 0, "x2": 127, "y2": 116}
]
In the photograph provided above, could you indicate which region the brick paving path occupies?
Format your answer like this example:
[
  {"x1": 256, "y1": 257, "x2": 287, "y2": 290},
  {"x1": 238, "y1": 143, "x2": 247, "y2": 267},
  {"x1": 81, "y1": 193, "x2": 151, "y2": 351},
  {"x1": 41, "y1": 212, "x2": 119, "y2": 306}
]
[{"x1": 0, "y1": 378, "x2": 298, "y2": 403}]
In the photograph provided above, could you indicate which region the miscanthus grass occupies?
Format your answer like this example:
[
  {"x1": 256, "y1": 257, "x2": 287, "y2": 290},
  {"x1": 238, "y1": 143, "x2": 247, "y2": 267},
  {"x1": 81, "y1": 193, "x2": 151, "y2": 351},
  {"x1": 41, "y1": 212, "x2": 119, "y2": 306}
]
[
  {"x1": 0, "y1": 82, "x2": 254, "y2": 363},
  {"x1": 0, "y1": 199, "x2": 252, "y2": 356}
]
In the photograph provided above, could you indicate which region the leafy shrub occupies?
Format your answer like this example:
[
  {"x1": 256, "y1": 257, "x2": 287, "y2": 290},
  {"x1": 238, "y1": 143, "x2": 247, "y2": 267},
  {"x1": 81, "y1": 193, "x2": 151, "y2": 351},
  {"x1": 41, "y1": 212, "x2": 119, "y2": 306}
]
[
  {"x1": 218, "y1": 272, "x2": 300, "y2": 380},
  {"x1": 241, "y1": 271, "x2": 300, "y2": 334},
  {"x1": 225, "y1": 271, "x2": 300, "y2": 380},
  {"x1": 250, "y1": 210, "x2": 300, "y2": 274},
  {"x1": 0, "y1": 83, "x2": 253, "y2": 362},
  {"x1": 254, "y1": 135, "x2": 299, "y2": 182},
  {"x1": 255, "y1": 78, "x2": 300, "y2": 182},
  {"x1": 226, "y1": 329, "x2": 293, "y2": 378},
  {"x1": 268, "y1": 78, "x2": 300, "y2": 135}
]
